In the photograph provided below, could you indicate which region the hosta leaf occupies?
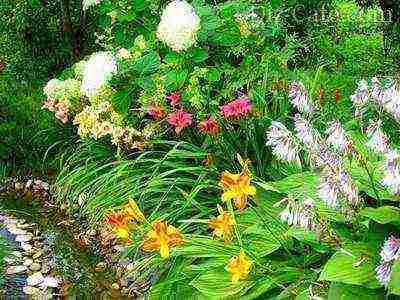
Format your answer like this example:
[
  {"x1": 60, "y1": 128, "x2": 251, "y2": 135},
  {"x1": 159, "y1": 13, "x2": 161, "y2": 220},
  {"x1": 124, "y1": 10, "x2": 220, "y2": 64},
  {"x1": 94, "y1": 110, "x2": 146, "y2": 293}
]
[
  {"x1": 165, "y1": 69, "x2": 188, "y2": 91},
  {"x1": 287, "y1": 228, "x2": 329, "y2": 253},
  {"x1": 328, "y1": 283, "x2": 384, "y2": 300},
  {"x1": 388, "y1": 260, "x2": 400, "y2": 295},
  {"x1": 190, "y1": 270, "x2": 253, "y2": 298},
  {"x1": 361, "y1": 206, "x2": 400, "y2": 226},
  {"x1": 133, "y1": 51, "x2": 160, "y2": 75},
  {"x1": 187, "y1": 48, "x2": 209, "y2": 63},
  {"x1": 240, "y1": 277, "x2": 274, "y2": 300},
  {"x1": 319, "y1": 245, "x2": 380, "y2": 289}
]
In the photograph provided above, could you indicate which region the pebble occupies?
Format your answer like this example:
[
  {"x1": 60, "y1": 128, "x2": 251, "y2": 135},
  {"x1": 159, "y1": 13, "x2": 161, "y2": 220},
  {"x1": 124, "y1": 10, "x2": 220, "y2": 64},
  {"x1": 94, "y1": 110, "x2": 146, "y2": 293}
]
[
  {"x1": 41, "y1": 264, "x2": 51, "y2": 274},
  {"x1": 15, "y1": 234, "x2": 32, "y2": 242},
  {"x1": 41, "y1": 276, "x2": 58, "y2": 288},
  {"x1": 11, "y1": 251, "x2": 23, "y2": 258},
  {"x1": 6, "y1": 265, "x2": 27, "y2": 275},
  {"x1": 7, "y1": 226, "x2": 27, "y2": 235},
  {"x1": 27, "y1": 272, "x2": 44, "y2": 286},
  {"x1": 95, "y1": 262, "x2": 106, "y2": 272},
  {"x1": 20, "y1": 242, "x2": 32, "y2": 252},
  {"x1": 23, "y1": 258, "x2": 34, "y2": 266},
  {"x1": 111, "y1": 283, "x2": 120, "y2": 290},
  {"x1": 23, "y1": 286, "x2": 40, "y2": 295},
  {"x1": 32, "y1": 251, "x2": 43, "y2": 259},
  {"x1": 30, "y1": 263, "x2": 41, "y2": 272}
]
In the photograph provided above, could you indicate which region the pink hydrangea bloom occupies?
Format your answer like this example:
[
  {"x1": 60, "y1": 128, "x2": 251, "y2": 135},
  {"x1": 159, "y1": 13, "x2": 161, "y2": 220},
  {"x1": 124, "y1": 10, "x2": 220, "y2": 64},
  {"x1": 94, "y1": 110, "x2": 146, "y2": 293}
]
[
  {"x1": 220, "y1": 96, "x2": 252, "y2": 119},
  {"x1": 168, "y1": 110, "x2": 193, "y2": 134},
  {"x1": 199, "y1": 117, "x2": 220, "y2": 135}
]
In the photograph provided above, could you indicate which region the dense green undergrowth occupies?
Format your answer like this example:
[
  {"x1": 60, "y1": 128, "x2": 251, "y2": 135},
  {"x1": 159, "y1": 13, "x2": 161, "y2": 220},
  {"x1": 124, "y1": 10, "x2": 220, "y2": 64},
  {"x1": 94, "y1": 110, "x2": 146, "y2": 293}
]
[{"x1": 2, "y1": 0, "x2": 400, "y2": 298}]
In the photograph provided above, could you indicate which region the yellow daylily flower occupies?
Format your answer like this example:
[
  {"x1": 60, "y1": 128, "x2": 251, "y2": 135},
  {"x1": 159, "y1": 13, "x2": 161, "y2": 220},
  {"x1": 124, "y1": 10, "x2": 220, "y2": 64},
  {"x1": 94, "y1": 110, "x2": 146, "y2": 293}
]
[
  {"x1": 105, "y1": 211, "x2": 132, "y2": 243},
  {"x1": 219, "y1": 169, "x2": 256, "y2": 211},
  {"x1": 124, "y1": 198, "x2": 145, "y2": 223},
  {"x1": 226, "y1": 249, "x2": 253, "y2": 284},
  {"x1": 142, "y1": 220, "x2": 184, "y2": 259},
  {"x1": 209, "y1": 205, "x2": 236, "y2": 241}
]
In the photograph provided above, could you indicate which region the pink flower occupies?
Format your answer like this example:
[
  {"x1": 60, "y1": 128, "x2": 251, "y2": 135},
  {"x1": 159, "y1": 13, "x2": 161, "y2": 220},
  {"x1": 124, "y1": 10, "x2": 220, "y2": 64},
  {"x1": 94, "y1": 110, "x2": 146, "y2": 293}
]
[
  {"x1": 55, "y1": 102, "x2": 69, "y2": 124},
  {"x1": 220, "y1": 96, "x2": 252, "y2": 119},
  {"x1": 166, "y1": 92, "x2": 181, "y2": 106},
  {"x1": 199, "y1": 117, "x2": 220, "y2": 135},
  {"x1": 168, "y1": 110, "x2": 193, "y2": 134},
  {"x1": 42, "y1": 98, "x2": 56, "y2": 112},
  {"x1": 148, "y1": 105, "x2": 166, "y2": 120}
]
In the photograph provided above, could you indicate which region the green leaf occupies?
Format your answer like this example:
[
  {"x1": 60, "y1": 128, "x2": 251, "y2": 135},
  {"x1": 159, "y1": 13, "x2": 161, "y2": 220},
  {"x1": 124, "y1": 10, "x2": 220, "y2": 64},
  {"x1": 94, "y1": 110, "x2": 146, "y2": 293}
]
[
  {"x1": 287, "y1": 228, "x2": 329, "y2": 253},
  {"x1": 388, "y1": 260, "x2": 400, "y2": 295},
  {"x1": 361, "y1": 206, "x2": 400, "y2": 226},
  {"x1": 165, "y1": 69, "x2": 188, "y2": 91},
  {"x1": 240, "y1": 277, "x2": 274, "y2": 300},
  {"x1": 328, "y1": 283, "x2": 384, "y2": 300},
  {"x1": 319, "y1": 245, "x2": 380, "y2": 289},
  {"x1": 133, "y1": 51, "x2": 160, "y2": 75},
  {"x1": 190, "y1": 270, "x2": 252, "y2": 298},
  {"x1": 188, "y1": 48, "x2": 209, "y2": 63}
]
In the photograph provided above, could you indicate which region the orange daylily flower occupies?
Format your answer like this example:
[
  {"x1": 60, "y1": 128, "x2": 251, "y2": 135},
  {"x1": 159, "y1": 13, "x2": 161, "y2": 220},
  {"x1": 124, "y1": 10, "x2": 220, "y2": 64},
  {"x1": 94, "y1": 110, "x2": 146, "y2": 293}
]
[
  {"x1": 124, "y1": 198, "x2": 145, "y2": 223},
  {"x1": 219, "y1": 166, "x2": 256, "y2": 210},
  {"x1": 105, "y1": 211, "x2": 131, "y2": 241},
  {"x1": 141, "y1": 220, "x2": 184, "y2": 259},
  {"x1": 226, "y1": 249, "x2": 253, "y2": 284},
  {"x1": 209, "y1": 205, "x2": 236, "y2": 241}
]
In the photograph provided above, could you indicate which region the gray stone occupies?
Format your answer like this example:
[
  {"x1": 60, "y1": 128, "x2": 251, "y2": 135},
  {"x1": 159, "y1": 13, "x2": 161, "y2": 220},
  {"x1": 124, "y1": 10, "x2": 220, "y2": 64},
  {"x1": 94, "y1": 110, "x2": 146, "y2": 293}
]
[
  {"x1": 30, "y1": 263, "x2": 41, "y2": 272},
  {"x1": 27, "y1": 272, "x2": 44, "y2": 286},
  {"x1": 23, "y1": 286, "x2": 40, "y2": 295},
  {"x1": 6, "y1": 265, "x2": 27, "y2": 275},
  {"x1": 20, "y1": 242, "x2": 32, "y2": 252},
  {"x1": 41, "y1": 276, "x2": 58, "y2": 288},
  {"x1": 23, "y1": 258, "x2": 34, "y2": 266},
  {"x1": 15, "y1": 234, "x2": 32, "y2": 242},
  {"x1": 7, "y1": 226, "x2": 27, "y2": 235},
  {"x1": 32, "y1": 250, "x2": 43, "y2": 259},
  {"x1": 10, "y1": 251, "x2": 23, "y2": 258}
]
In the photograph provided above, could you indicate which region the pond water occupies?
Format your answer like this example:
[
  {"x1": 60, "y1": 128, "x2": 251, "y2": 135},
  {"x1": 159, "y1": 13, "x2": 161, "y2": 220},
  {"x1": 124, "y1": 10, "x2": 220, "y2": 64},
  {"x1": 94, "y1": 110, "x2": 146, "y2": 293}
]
[{"x1": 0, "y1": 194, "x2": 122, "y2": 298}]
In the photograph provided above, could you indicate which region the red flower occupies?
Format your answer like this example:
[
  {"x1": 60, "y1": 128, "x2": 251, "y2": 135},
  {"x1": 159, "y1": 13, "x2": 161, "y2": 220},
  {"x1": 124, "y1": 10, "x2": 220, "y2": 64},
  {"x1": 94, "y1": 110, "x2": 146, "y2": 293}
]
[
  {"x1": 220, "y1": 96, "x2": 252, "y2": 119},
  {"x1": 168, "y1": 110, "x2": 193, "y2": 134},
  {"x1": 148, "y1": 105, "x2": 166, "y2": 120},
  {"x1": 166, "y1": 92, "x2": 181, "y2": 106},
  {"x1": 199, "y1": 117, "x2": 220, "y2": 135}
]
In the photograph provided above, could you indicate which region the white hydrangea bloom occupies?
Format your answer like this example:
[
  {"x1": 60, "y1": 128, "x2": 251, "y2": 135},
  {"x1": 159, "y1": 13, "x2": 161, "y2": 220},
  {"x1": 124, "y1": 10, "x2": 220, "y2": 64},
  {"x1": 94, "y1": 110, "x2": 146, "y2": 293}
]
[
  {"x1": 43, "y1": 79, "x2": 63, "y2": 99},
  {"x1": 81, "y1": 52, "x2": 117, "y2": 98},
  {"x1": 83, "y1": 0, "x2": 101, "y2": 11},
  {"x1": 156, "y1": 0, "x2": 201, "y2": 52}
]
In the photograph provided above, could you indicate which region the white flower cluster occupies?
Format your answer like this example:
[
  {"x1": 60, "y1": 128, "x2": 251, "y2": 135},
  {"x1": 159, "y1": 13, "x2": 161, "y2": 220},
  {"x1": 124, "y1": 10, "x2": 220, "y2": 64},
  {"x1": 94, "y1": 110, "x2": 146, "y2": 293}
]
[
  {"x1": 267, "y1": 82, "x2": 360, "y2": 209},
  {"x1": 266, "y1": 121, "x2": 299, "y2": 163},
  {"x1": 156, "y1": 0, "x2": 201, "y2": 52},
  {"x1": 279, "y1": 198, "x2": 316, "y2": 230},
  {"x1": 83, "y1": 0, "x2": 101, "y2": 11},
  {"x1": 351, "y1": 77, "x2": 400, "y2": 121},
  {"x1": 81, "y1": 52, "x2": 117, "y2": 98},
  {"x1": 375, "y1": 236, "x2": 400, "y2": 286},
  {"x1": 289, "y1": 81, "x2": 314, "y2": 114}
]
